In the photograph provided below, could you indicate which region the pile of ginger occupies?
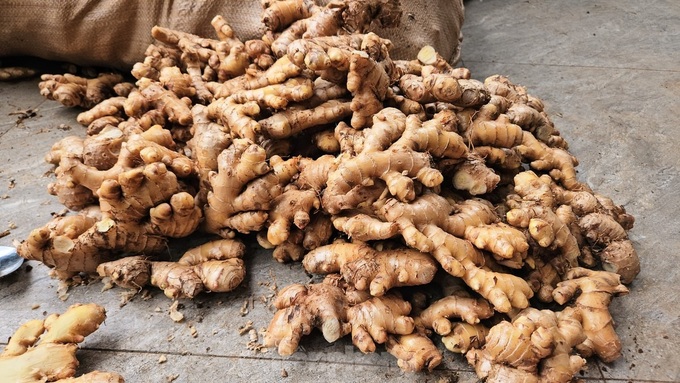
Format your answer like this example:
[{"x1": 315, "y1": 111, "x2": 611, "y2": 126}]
[{"x1": 17, "y1": 0, "x2": 639, "y2": 381}]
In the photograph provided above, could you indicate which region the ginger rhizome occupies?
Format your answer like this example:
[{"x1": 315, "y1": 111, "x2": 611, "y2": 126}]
[
  {"x1": 0, "y1": 304, "x2": 124, "y2": 382},
  {"x1": 23, "y1": 1, "x2": 639, "y2": 378},
  {"x1": 264, "y1": 281, "x2": 351, "y2": 355},
  {"x1": 19, "y1": 126, "x2": 202, "y2": 280},
  {"x1": 39, "y1": 73, "x2": 133, "y2": 109},
  {"x1": 552, "y1": 268, "x2": 629, "y2": 363},
  {"x1": 97, "y1": 239, "x2": 247, "y2": 299},
  {"x1": 303, "y1": 241, "x2": 438, "y2": 296},
  {"x1": 264, "y1": 279, "x2": 442, "y2": 371},
  {"x1": 466, "y1": 307, "x2": 587, "y2": 383}
]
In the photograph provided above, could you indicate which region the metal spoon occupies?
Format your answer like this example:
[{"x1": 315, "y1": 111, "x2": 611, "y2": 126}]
[{"x1": 0, "y1": 246, "x2": 23, "y2": 277}]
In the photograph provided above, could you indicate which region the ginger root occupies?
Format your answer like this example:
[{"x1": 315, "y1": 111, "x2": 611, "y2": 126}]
[
  {"x1": 39, "y1": 73, "x2": 130, "y2": 109},
  {"x1": 347, "y1": 294, "x2": 415, "y2": 353},
  {"x1": 0, "y1": 304, "x2": 124, "y2": 383},
  {"x1": 442, "y1": 323, "x2": 489, "y2": 354},
  {"x1": 416, "y1": 291, "x2": 494, "y2": 336},
  {"x1": 552, "y1": 268, "x2": 629, "y2": 363},
  {"x1": 97, "y1": 239, "x2": 246, "y2": 299},
  {"x1": 27, "y1": 3, "x2": 639, "y2": 379},
  {"x1": 19, "y1": 159, "x2": 202, "y2": 280},
  {"x1": 303, "y1": 241, "x2": 438, "y2": 296},
  {"x1": 386, "y1": 333, "x2": 442, "y2": 372},
  {"x1": 466, "y1": 307, "x2": 587, "y2": 383},
  {"x1": 264, "y1": 282, "x2": 351, "y2": 355},
  {"x1": 204, "y1": 139, "x2": 300, "y2": 238}
]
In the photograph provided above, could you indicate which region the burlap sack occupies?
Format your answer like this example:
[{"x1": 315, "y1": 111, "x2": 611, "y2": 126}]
[{"x1": 0, "y1": 0, "x2": 463, "y2": 70}]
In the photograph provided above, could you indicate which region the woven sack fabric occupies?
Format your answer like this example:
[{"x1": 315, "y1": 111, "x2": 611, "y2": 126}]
[{"x1": 0, "y1": 0, "x2": 463, "y2": 70}]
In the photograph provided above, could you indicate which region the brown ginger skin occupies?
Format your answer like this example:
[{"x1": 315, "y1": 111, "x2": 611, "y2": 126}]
[
  {"x1": 159, "y1": 66, "x2": 196, "y2": 98},
  {"x1": 323, "y1": 108, "x2": 474, "y2": 213},
  {"x1": 39, "y1": 73, "x2": 126, "y2": 108},
  {"x1": 506, "y1": 199, "x2": 580, "y2": 275},
  {"x1": 204, "y1": 139, "x2": 300, "y2": 237},
  {"x1": 400, "y1": 74, "x2": 489, "y2": 107},
  {"x1": 377, "y1": 192, "x2": 534, "y2": 313},
  {"x1": 186, "y1": 104, "x2": 232, "y2": 202},
  {"x1": 301, "y1": 212, "x2": 335, "y2": 250},
  {"x1": 47, "y1": 125, "x2": 191, "y2": 211},
  {"x1": 302, "y1": 241, "x2": 372, "y2": 273},
  {"x1": 20, "y1": 160, "x2": 202, "y2": 280},
  {"x1": 347, "y1": 50, "x2": 391, "y2": 128},
  {"x1": 442, "y1": 323, "x2": 489, "y2": 353},
  {"x1": 266, "y1": 187, "x2": 320, "y2": 245},
  {"x1": 206, "y1": 55, "x2": 303, "y2": 99},
  {"x1": 0, "y1": 66, "x2": 37, "y2": 80},
  {"x1": 125, "y1": 78, "x2": 192, "y2": 125},
  {"x1": 579, "y1": 213, "x2": 640, "y2": 283},
  {"x1": 260, "y1": 99, "x2": 353, "y2": 139},
  {"x1": 322, "y1": 149, "x2": 443, "y2": 213},
  {"x1": 262, "y1": 0, "x2": 317, "y2": 32},
  {"x1": 208, "y1": 78, "x2": 320, "y2": 141},
  {"x1": 464, "y1": 222, "x2": 529, "y2": 266},
  {"x1": 342, "y1": 248, "x2": 438, "y2": 296},
  {"x1": 511, "y1": 170, "x2": 639, "y2": 283},
  {"x1": 465, "y1": 103, "x2": 524, "y2": 148},
  {"x1": 76, "y1": 96, "x2": 127, "y2": 126}
]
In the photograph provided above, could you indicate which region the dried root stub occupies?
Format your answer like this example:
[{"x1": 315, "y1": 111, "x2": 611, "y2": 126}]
[
  {"x1": 0, "y1": 303, "x2": 124, "y2": 383},
  {"x1": 97, "y1": 239, "x2": 246, "y2": 299}
]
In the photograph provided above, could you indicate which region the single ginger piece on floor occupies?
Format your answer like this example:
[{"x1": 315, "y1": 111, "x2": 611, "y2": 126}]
[
  {"x1": 347, "y1": 294, "x2": 415, "y2": 353},
  {"x1": 97, "y1": 239, "x2": 246, "y2": 299},
  {"x1": 0, "y1": 303, "x2": 124, "y2": 382},
  {"x1": 386, "y1": 333, "x2": 443, "y2": 372},
  {"x1": 39, "y1": 73, "x2": 130, "y2": 109},
  {"x1": 552, "y1": 267, "x2": 629, "y2": 363},
  {"x1": 264, "y1": 282, "x2": 351, "y2": 355}
]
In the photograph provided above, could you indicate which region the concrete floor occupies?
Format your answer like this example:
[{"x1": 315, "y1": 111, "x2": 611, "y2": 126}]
[{"x1": 1, "y1": 1, "x2": 679, "y2": 382}]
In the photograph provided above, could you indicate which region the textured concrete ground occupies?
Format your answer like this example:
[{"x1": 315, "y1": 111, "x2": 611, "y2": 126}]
[{"x1": 1, "y1": 1, "x2": 679, "y2": 382}]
